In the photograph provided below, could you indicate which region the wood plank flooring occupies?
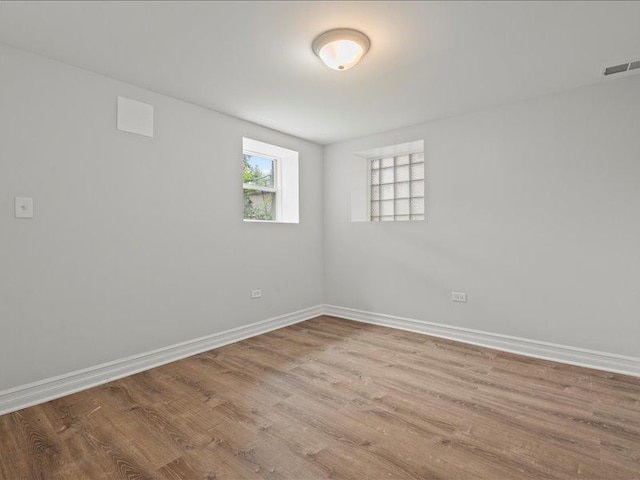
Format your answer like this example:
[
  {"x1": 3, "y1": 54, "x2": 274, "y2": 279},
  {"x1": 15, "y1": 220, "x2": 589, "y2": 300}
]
[{"x1": 1, "y1": 315, "x2": 639, "y2": 479}]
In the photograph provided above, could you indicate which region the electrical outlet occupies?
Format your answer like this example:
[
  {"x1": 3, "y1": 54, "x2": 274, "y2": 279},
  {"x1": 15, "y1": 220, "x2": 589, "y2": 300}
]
[
  {"x1": 251, "y1": 289, "x2": 262, "y2": 299},
  {"x1": 15, "y1": 197, "x2": 33, "y2": 218},
  {"x1": 451, "y1": 292, "x2": 467, "y2": 303}
]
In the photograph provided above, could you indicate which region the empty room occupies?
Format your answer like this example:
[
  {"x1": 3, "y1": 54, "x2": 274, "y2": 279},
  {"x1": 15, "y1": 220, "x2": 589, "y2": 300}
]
[{"x1": 1, "y1": 1, "x2": 640, "y2": 479}]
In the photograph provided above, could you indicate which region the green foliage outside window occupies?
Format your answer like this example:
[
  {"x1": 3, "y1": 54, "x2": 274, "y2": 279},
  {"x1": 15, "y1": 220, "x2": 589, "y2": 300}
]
[{"x1": 243, "y1": 155, "x2": 275, "y2": 220}]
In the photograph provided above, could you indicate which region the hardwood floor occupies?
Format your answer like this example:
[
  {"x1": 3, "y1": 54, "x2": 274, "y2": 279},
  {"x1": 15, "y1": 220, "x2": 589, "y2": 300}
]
[{"x1": 1, "y1": 316, "x2": 639, "y2": 479}]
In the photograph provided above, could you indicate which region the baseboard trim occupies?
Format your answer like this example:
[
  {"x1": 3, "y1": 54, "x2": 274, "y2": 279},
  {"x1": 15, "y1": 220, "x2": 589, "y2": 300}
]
[
  {"x1": 0, "y1": 305, "x2": 323, "y2": 416},
  {"x1": 324, "y1": 305, "x2": 640, "y2": 378},
  {"x1": 3, "y1": 304, "x2": 638, "y2": 416}
]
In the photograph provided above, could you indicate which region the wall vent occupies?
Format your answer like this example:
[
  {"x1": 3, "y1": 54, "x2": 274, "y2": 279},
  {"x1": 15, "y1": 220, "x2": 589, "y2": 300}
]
[{"x1": 603, "y1": 59, "x2": 640, "y2": 76}]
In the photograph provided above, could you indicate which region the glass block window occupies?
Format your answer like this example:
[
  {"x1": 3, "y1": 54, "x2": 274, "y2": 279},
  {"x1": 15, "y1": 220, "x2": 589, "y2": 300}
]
[{"x1": 370, "y1": 152, "x2": 424, "y2": 221}]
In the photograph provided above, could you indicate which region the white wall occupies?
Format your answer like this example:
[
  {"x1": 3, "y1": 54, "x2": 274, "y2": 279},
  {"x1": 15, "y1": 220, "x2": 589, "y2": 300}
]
[
  {"x1": 0, "y1": 44, "x2": 324, "y2": 391},
  {"x1": 324, "y1": 76, "x2": 640, "y2": 357},
  {"x1": 3, "y1": 39, "x2": 639, "y2": 396}
]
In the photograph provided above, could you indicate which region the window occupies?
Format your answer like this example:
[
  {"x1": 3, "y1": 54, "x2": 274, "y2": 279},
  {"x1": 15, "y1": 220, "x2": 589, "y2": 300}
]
[
  {"x1": 370, "y1": 151, "x2": 424, "y2": 221},
  {"x1": 242, "y1": 138, "x2": 299, "y2": 223},
  {"x1": 243, "y1": 154, "x2": 278, "y2": 221}
]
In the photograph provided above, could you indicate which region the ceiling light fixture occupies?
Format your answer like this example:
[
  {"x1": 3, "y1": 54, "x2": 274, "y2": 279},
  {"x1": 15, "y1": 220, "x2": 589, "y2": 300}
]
[{"x1": 312, "y1": 28, "x2": 370, "y2": 71}]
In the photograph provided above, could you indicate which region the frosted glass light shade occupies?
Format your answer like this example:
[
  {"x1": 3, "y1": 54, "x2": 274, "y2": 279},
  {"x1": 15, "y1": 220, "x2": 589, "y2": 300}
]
[{"x1": 313, "y1": 28, "x2": 370, "y2": 71}]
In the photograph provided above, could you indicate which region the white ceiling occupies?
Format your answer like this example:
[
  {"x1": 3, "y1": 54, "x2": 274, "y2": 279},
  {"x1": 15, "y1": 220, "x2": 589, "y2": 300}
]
[{"x1": 1, "y1": 1, "x2": 639, "y2": 144}]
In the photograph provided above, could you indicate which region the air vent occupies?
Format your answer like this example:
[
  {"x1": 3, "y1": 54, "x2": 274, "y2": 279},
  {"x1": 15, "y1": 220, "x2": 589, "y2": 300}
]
[
  {"x1": 603, "y1": 59, "x2": 640, "y2": 76},
  {"x1": 604, "y1": 63, "x2": 629, "y2": 76}
]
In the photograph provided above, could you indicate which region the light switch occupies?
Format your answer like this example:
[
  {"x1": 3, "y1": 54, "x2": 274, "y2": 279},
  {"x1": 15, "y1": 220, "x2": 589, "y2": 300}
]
[{"x1": 15, "y1": 197, "x2": 33, "y2": 218}]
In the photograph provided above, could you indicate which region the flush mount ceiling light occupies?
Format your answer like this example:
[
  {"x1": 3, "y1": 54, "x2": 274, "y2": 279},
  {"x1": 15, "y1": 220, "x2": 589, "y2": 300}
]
[{"x1": 312, "y1": 28, "x2": 370, "y2": 71}]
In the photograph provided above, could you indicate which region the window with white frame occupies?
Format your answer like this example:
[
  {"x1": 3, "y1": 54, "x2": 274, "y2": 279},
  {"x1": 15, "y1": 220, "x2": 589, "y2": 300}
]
[
  {"x1": 242, "y1": 137, "x2": 299, "y2": 223},
  {"x1": 243, "y1": 153, "x2": 279, "y2": 221},
  {"x1": 370, "y1": 151, "x2": 424, "y2": 221}
]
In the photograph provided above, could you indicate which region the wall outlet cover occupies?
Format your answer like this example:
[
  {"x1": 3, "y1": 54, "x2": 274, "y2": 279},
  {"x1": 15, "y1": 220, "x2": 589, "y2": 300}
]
[
  {"x1": 15, "y1": 197, "x2": 34, "y2": 218},
  {"x1": 452, "y1": 292, "x2": 467, "y2": 303}
]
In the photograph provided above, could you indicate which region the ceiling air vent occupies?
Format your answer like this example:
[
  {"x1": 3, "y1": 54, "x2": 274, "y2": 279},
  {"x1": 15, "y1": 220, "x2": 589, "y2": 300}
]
[
  {"x1": 603, "y1": 59, "x2": 640, "y2": 76},
  {"x1": 604, "y1": 63, "x2": 629, "y2": 76}
]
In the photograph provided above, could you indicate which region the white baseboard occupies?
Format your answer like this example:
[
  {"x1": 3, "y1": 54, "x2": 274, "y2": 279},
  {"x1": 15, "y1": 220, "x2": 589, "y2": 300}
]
[
  {"x1": 3, "y1": 304, "x2": 638, "y2": 416},
  {"x1": 0, "y1": 305, "x2": 323, "y2": 416},
  {"x1": 324, "y1": 305, "x2": 640, "y2": 378}
]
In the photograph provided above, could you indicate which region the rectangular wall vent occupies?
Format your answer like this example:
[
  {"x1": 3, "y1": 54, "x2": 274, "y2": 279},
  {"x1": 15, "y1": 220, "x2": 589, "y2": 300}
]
[{"x1": 117, "y1": 96, "x2": 154, "y2": 138}]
